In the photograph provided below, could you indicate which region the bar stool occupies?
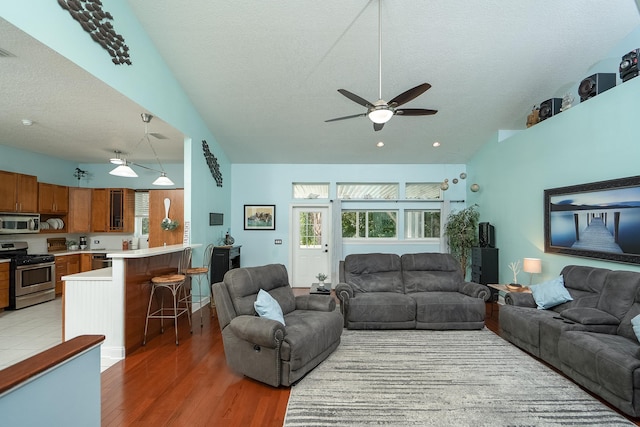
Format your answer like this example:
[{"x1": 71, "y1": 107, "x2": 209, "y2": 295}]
[
  {"x1": 185, "y1": 244, "x2": 214, "y2": 327},
  {"x1": 143, "y1": 248, "x2": 193, "y2": 346}
]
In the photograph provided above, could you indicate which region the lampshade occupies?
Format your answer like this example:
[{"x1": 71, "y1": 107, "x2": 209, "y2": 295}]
[
  {"x1": 109, "y1": 151, "x2": 125, "y2": 165},
  {"x1": 109, "y1": 162, "x2": 138, "y2": 178},
  {"x1": 152, "y1": 172, "x2": 175, "y2": 186},
  {"x1": 368, "y1": 107, "x2": 393, "y2": 124},
  {"x1": 523, "y1": 258, "x2": 542, "y2": 274}
]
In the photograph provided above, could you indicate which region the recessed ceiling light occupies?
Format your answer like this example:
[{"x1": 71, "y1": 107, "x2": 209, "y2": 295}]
[
  {"x1": 432, "y1": 141, "x2": 440, "y2": 147},
  {"x1": 21, "y1": 119, "x2": 33, "y2": 126},
  {"x1": 376, "y1": 141, "x2": 384, "y2": 147}
]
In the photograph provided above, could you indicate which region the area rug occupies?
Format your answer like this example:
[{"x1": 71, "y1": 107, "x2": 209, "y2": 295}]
[{"x1": 284, "y1": 329, "x2": 634, "y2": 426}]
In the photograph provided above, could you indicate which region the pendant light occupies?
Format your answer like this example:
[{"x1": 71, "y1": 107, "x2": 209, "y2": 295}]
[
  {"x1": 141, "y1": 113, "x2": 175, "y2": 186},
  {"x1": 152, "y1": 171, "x2": 174, "y2": 186},
  {"x1": 109, "y1": 159, "x2": 138, "y2": 177}
]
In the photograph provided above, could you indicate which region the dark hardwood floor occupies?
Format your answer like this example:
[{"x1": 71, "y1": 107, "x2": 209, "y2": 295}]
[{"x1": 101, "y1": 298, "x2": 640, "y2": 426}]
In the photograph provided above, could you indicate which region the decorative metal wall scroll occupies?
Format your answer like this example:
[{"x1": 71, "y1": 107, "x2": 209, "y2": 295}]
[
  {"x1": 202, "y1": 140, "x2": 223, "y2": 187},
  {"x1": 57, "y1": 0, "x2": 131, "y2": 65}
]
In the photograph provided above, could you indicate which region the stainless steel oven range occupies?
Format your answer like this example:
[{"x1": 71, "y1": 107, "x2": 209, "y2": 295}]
[{"x1": 0, "y1": 241, "x2": 55, "y2": 310}]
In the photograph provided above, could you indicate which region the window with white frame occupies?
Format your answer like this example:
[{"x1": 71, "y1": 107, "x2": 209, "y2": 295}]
[
  {"x1": 293, "y1": 183, "x2": 329, "y2": 199},
  {"x1": 337, "y1": 183, "x2": 399, "y2": 200},
  {"x1": 405, "y1": 183, "x2": 442, "y2": 200},
  {"x1": 134, "y1": 191, "x2": 150, "y2": 238},
  {"x1": 405, "y1": 209, "x2": 441, "y2": 239},
  {"x1": 342, "y1": 210, "x2": 398, "y2": 238}
]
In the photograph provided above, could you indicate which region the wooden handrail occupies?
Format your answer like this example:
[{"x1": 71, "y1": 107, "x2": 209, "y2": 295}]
[{"x1": 0, "y1": 335, "x2": 105, "y2": 395}]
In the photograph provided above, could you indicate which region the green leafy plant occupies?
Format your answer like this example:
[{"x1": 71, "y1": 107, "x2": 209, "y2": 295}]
[
  {"x1": 316, "y1": 273, "x2": 328, "y2": 282},
  {"x1": 444, "y1": 204, "x2": 480, "y2": 276},
  {"x1": 161, "y1": 219, "x2": 180, "y2": 231}
]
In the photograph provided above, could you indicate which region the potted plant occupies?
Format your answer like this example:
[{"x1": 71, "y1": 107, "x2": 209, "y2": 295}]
[
  {"x1": 160, "y1": 218, "x2": 180, "y2": 231},
  {"x1": 316, "y1": 273, "x2": 328, "y2": 287},
  {"x1": 67, "y1": 240, "x2": 79, "y2": 251},
  {"x1": 444, "y1": 204, "x2": 480, "y2": 277}
]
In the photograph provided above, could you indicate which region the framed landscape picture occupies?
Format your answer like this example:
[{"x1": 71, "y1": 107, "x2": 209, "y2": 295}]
[
  {"x1": 244, "y1": 204, "x2": 276, "y2": 230},
  {"x1": 544, "y1": 175, "x2": 640, "y2": 264}
]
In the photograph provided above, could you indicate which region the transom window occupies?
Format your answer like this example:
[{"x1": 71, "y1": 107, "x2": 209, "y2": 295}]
[
  {"x1": 405, "y1": 183, "x2": 442, "y2": 200},
  {"x1": 292, "y1": 183, "x2": 329, "y2": 199},
  {"x1": 337, "y1": 183, "x2": 399, "y2": 200}
]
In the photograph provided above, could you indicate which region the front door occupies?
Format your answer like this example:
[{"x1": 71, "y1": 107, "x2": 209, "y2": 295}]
[{"x1": 291, "y1": 205, "x2": 331, "y2": 288}]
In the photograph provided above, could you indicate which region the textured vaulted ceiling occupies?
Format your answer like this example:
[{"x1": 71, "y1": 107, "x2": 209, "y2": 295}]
[{"x1": 1, "y1": 1, "x2": 639, "y2": 165}]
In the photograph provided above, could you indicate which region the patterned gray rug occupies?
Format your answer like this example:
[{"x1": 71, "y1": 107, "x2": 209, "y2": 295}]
[{"x1": 284, "y1": 329, "x2": 634, "y2": 426}]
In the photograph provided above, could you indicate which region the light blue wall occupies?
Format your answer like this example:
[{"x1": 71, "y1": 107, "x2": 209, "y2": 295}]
[
  {"x1": 1, "y1": 1, "x2": 232, "y2": 262},
  {"x1": 467, "y1": 27, "x2": 640, "y2": 284},
  {"x1": 231, "y1": 163, "x2": 468, "y2": 268},
  {"x1": 0, "y1": 145, "x2": 79, "y2": 186}
]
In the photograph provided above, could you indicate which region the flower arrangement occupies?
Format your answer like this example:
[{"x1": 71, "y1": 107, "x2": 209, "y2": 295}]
[
  {"x1": 508, "y1": 260, "x2": 521, "y2": 284},
  {"x1": 316, "y1": 273, "x2": 327, "y2": 283},
  {"x1": 161, "y1": 219, "x2": 180, "y2": 231}
]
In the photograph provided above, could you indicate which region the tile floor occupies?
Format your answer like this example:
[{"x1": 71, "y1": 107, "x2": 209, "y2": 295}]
[{"x1": 0, "y1": 297, "x2": 63, "y2": 371}]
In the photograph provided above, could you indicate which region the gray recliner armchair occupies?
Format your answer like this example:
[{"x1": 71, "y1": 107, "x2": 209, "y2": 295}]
[{"x1": 212, "y1": 263, "x2": 343, "y2": 387}]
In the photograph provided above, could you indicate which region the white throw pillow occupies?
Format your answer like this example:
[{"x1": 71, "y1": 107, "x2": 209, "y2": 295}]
[{"x1": 254, "y1": 289, "x2": 285, "y2": 325}]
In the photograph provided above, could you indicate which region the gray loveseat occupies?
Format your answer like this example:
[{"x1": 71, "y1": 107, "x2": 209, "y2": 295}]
[
  {"x1": 335, "y1": 252, "x2": 491, "y2": 330},
  {"x1": 500, "y1": 264, "x2": 640, "y2": 417},
  {"x1": 212, "y1": 263, "x2": 343, "y2": 387}
]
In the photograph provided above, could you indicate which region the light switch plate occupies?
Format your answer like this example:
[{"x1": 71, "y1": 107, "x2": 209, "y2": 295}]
[{"x1": 274, "y1": 239, "x2": 282, "y2": 245}]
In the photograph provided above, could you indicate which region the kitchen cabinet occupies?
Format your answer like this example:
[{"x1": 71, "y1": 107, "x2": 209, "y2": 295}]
[
  {"x1": 38, "y1": 183, "x2": 69, "y2": 213},
  {"x1": 148, "y1": 189, "x2": 184, "y2": 248},
  {"x1": 91, "y1": 188, "x2": 134, "y2": 233},
  {"x1": 0, "y1": 262, "x2": 9, "y2": 310},
  {"x1": 68, "y1": 188, "x2": 92, "y2": 233},
  {"x1": 55, "y1": 254, "x2": 80, "y2": 295},
  {"x1": 0, "y1": 171, "x2": 38, "y2": 213},
  {"x1": 80, "y1": 253, "x2": 92, "y2": 273}
]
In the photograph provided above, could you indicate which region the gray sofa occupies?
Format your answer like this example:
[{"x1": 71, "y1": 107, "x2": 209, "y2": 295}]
[
  {"x1": 500, "y1": 265, "x2": 640, "y2": 417},
  {"x1": 212, "y1": 263, "x2": 343, "y2": 387},
  {"x1": 335, "y1": 252, "x2": 491, "y2": 330}
]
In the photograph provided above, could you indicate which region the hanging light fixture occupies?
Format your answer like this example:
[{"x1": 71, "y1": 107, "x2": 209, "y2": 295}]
[
  {"x1": 141, "y1": 113, "x2": 175, "y2": 186},
  {"x1": 107, "y1": 114, "x2": 175, "y2": 185},
  {"x1": 109, "y1": 159, "x2": 138, "y2": 177}
]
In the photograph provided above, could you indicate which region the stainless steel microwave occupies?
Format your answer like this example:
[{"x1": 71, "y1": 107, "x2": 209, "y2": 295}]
[{"x1": 0, "y1": 213, "x2": 40, "y2": 234}]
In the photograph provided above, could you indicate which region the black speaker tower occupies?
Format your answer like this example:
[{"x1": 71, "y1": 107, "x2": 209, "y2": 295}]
[{"x1": 478, "y1": 222, "x2": 495, "y2": 248}]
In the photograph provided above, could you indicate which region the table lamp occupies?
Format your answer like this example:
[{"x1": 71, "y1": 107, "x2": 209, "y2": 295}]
[{"x1": 523, "y1": 258, "x2": 542, "y2": 286}]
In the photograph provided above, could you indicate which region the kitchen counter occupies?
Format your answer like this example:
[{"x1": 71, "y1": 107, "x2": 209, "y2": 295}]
[{"x1": 62, "y1": 243, "x2": 202, "y2": 366}]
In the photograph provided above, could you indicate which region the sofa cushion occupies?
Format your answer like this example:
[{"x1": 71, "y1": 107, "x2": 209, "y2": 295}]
[
  {"x1": 559, "y1": 331, "x2": 640, "y2": 403},
  {"x1": 401, "y1": 253, "x2": 463, "y2": 293},
  {"x1": 254, "y1": 289, "x2": 285, "y2": 325},
  {"x1": 280, "y1": 309, "x2": 343, "y2": 370},
  {"x1": 348, "y1": 292, "x2": 415, "y2": 323},
  {"x1": 597, "y1": 270, "x2": 640, "y2": 320},
  {"x1": 560, "y1": 307, "x2": 620, "y2": 325},
  {"x1": 559, "y1": 265, "x2": 609, "y2": 309},
  {"x1": 410, "y1": 291, "x2": 484, "y2": 324},
  {"x1": 224, "y1": 264, "x2": 296, "y2": 316},
  {"x1": 530, "y1": 276, "x2": 573, "y2": 309},
  {"x1": 343, "y1": 253, "x2": 404, "y2": 294}
]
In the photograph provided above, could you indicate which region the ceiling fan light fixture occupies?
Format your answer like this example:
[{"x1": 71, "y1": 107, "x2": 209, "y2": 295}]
[
  {"x1": 368, "y1": 107, "x2": 393, "y2": 124},
  {"x1": 109, "y1": 161, "x2": 138, "y2": 178},
  {"x1": 152, "y1": 172, "x2": 175, "y2": 186}
]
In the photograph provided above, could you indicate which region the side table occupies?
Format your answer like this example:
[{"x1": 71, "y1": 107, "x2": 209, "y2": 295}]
[{"x1": 310, "y1": 282, "x2": 331, "y2": 295}]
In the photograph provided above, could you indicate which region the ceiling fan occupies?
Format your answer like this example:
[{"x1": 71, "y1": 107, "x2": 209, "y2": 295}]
[{"x1": 325, "y1": 0, "x2": 437, "y2": 131}]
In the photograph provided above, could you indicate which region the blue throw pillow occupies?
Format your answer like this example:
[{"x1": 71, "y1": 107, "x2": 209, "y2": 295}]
[
  {"x1": 254, "y1": 289, "x2": 285, "y2": 325},
  {"x1": 631, "y1": 314, "x2": 640, "y2": 343},
  {"x1": 529, "y1": 275, "x2": 573, "y2": 310}
]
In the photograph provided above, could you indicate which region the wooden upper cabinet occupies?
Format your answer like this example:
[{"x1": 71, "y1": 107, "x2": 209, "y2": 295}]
[
  {"x1": 38, "y1": 183, "x2": 69, "y2": 213},
  {"x1": 68, "y1": 188, "x2": 92, "y2": 233},
  {"x1": 91, "y1": 188, "x2": 134, "y2": 233},
  {"x1": 148, "y1": 189, "x2": 184, "y2": 248},
  {"x1": 0, "y1": 171, "x2": 38, "y2": 213}
]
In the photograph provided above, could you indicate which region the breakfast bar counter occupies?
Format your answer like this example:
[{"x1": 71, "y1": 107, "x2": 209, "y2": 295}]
[{"x1": 63, "y1": 244, "x2": 201, "y2": 366}]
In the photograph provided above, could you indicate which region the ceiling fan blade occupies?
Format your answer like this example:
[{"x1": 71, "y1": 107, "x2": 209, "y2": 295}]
[
  {"x1": 338, "y1": 89, "x2": 374, "y2": 108},
  {"x1": 373, "y1": 122, "x2": 384, "y2": 131},
  {"x1": 395, "y1": 108, "x2": 438, "y2": 116},
  {"x1": 325, "y1": 113, "x2": 366, "y2": 122},
  {"x1": 388, "y1": 83, "x2": 431, "y2": 108}
]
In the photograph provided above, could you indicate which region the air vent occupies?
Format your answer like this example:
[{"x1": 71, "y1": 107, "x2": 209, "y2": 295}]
[
  {"x1": 0, "y1": 47, "x2": 16, "y2": 58},
  {"x1": 149, "y1": 132, "x2": 168, "y2": 140}
]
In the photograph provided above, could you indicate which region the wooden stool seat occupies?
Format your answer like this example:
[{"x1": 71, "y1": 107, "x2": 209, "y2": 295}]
[
  {"x1": 185, "y1": 267, "x2": 208, "y2": 275},
  {"x1": 152, "y1": 274, "x2": 186, "y2": 284}
]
